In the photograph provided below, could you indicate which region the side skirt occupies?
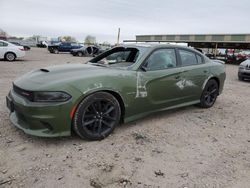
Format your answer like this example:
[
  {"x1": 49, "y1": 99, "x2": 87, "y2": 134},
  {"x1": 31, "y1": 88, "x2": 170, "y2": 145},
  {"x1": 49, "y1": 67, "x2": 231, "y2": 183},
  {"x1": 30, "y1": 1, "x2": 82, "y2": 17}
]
[{"x1": 124, "y1": 100, "x2": 200, "y2": 123}]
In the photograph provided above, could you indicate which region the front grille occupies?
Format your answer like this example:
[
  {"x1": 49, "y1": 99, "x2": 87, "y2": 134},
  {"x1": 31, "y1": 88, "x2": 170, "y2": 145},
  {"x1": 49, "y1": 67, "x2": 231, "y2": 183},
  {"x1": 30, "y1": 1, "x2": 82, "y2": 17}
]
[
  {"x1": 13, "y1": 84, "x2": 34, "y2": 101},
  {"x1": 243, "y1": 72, "x2": 250, "y2": 76}
]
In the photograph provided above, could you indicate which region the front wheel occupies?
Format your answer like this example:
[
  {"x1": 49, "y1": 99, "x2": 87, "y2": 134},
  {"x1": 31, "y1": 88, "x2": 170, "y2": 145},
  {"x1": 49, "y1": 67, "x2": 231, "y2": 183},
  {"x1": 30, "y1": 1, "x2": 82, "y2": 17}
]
[
  {"x1": 73, "y1": 92, "x2": 121, "y2": 140},
  {"x1": 5, "y1": 52, "x2": 16, "y2": 61},
  {"x1": 238, "y1": 76, "x2": 244, "y2": 81},
  {"x1": 200, "y1": 79, "x2": 219, "y2": 108}
]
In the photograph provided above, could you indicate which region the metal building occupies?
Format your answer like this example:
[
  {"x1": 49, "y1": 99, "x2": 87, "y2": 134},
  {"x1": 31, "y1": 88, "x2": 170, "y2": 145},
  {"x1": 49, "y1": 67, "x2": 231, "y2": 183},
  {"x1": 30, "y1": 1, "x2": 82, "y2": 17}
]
[{"x1": 124, "y1": 34, "x2": 250, "y2": 50}]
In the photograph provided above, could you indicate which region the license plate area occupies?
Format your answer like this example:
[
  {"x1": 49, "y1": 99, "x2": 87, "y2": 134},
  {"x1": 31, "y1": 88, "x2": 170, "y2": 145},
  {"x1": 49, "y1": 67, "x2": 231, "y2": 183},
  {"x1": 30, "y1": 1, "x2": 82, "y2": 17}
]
[{"x1": 6, "y1": 96, "x2": 14, "y2": 112}]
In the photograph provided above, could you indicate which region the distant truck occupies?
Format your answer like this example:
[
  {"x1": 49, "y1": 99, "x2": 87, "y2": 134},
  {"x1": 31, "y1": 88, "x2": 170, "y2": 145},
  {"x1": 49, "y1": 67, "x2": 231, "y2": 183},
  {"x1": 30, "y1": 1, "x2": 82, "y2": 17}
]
[{"x1": 48, "y1": 42, "x2": 83, "y2": 53}]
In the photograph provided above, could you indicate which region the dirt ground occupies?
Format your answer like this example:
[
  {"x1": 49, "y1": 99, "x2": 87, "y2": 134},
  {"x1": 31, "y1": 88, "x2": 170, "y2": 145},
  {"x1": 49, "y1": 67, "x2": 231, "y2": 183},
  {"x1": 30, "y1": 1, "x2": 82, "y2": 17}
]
[{"x1": 0, "y1": 48, "x2": 250, "y2": 188}]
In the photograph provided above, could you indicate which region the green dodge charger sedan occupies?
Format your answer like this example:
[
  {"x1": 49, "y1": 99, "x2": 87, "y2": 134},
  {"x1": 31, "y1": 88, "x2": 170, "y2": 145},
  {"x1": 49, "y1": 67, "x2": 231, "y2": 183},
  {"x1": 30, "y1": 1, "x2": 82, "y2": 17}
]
[{"x1": 6, "y1": 44, "x2": 226, "y2": 140}]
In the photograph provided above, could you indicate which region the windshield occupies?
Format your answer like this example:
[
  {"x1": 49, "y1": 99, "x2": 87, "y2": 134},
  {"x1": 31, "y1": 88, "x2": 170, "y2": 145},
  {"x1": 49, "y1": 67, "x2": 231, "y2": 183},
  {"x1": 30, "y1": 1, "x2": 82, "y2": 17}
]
[{"x1": 89, "y1": 47, "x2": 140, "y2": 68}]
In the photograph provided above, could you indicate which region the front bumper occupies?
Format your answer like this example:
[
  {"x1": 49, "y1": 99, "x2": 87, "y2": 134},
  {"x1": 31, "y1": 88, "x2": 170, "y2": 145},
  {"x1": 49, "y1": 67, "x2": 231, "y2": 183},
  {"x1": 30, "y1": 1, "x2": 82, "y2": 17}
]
[
  {"x1": 238, "y1": 68, "x2": 250, "y2": 79},
  {"x1": 16, "y1": 50, "x2": 25, "y2": 58},
  {"x1": 7, "y1": 89, "x2": 73, "y2": 137}
]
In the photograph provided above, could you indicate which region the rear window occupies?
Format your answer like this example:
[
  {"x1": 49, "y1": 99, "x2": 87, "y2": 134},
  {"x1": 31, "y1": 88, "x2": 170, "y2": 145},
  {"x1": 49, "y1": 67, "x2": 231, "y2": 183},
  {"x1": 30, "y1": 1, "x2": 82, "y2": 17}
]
[{"x1": 179, "y1": 50, "x2": 198, "y2": 66}]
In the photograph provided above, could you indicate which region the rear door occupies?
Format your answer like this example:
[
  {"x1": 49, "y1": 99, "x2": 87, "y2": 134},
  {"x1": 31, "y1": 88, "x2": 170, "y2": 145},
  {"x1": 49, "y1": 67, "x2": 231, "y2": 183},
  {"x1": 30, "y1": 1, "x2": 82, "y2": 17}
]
[{"x1": 176, "y1": 49, "x2": 209, "y2": 101}]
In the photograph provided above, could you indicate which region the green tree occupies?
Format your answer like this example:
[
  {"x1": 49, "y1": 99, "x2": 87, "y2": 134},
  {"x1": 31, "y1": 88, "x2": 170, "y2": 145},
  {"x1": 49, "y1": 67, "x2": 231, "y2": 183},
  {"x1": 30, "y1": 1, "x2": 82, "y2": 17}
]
[
  {"x1": 84, "y1": 35, "x2": 96, "y2": 45},
  {"x1": 59, "y1": 36, "x2": 76, "y2": 42}
]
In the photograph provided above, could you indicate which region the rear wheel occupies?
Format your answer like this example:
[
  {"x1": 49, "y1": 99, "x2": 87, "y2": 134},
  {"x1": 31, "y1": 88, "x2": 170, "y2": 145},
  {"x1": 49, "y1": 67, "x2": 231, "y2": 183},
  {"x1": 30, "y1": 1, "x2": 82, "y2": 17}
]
[
  {"x1": 53, "y1": 48, "x2": 59, "y2": 54},
  {"x1": 73, "y1": 92, "x2": 121, "y2": 140},
  {"x1": 77, "y1": 51, "x2": 83, "y2": 57},
  {"x1": 200, "y1": 79, "x2": 219, "y2": 108},
  {"x1": 5, "y1": 52, "x2": 16, "y2": 61}
]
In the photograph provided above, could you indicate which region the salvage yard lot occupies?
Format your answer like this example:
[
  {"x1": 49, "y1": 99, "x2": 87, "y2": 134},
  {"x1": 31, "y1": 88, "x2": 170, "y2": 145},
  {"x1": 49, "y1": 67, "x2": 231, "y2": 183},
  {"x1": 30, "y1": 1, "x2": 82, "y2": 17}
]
[{"x1": 0, "y1": 48, "x2": 250, "y2": 187}]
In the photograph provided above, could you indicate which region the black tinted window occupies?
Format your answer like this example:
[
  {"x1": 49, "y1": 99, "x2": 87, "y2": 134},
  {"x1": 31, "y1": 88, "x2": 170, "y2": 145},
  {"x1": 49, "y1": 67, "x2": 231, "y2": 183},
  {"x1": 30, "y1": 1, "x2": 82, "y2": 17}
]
[
  {"x1": 179, "y1": 50, "x2": 197, "y2": 66},
  {"x1": 145, "y1": 49, "x2": 177, "y2": 71}
]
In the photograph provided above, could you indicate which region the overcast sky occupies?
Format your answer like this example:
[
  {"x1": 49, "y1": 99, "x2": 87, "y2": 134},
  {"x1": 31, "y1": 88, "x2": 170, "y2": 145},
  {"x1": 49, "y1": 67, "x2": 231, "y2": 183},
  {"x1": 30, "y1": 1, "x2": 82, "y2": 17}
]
[{"x1": 1, "y1": 0, "x2": 250, "y2": 43}]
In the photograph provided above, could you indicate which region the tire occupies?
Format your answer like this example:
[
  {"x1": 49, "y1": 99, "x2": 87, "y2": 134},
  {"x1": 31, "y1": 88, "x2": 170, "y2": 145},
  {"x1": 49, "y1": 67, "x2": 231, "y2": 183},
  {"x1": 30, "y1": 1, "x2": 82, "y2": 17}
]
[
  {"x1": 238, "y1": 76, "x2": 244, "y2": 81},
  {"x1": 73, "y1": 92, "x2": 121, "y2": 140},
  {"x1": 77, "y1": 51, "x2": 83, "y2": 57},
  {"x1": 53, "y1": 48, "x2": 59, "y2": 54},
  {"x1": 5, "y1": 52, "x2": 16, "y2": 61},
  {"x1": 200, "y1": 79, "x2": 219, "y2": 108}
]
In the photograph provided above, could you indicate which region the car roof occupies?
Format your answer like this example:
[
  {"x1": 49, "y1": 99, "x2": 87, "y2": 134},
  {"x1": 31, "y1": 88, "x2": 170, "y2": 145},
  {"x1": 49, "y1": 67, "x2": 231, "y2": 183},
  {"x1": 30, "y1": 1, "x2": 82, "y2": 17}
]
[
  {"x1": 117, "y1": 43, "x2": 202, "y2": 54},
  {"x1": 119, "y1": 43, "x2": 193, "y2": 49}
]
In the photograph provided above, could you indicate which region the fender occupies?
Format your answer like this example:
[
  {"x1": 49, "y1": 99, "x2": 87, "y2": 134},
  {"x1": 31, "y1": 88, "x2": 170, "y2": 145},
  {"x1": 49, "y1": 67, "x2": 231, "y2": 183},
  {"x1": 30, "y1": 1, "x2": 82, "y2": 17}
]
[{"x1": 202, "y1": 75, "x2": 214, "y2": 90}]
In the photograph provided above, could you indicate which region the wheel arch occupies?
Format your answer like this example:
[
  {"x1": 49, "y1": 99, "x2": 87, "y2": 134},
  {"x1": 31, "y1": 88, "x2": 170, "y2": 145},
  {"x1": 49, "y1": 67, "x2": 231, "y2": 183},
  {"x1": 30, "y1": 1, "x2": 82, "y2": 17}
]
[
  {"x1": 202, "y1": 76, "x2": 220, "y2": 91},
  {"x1": 71, "y1": 89, "x2": 126, "y2": 123},
  {"x1": 4, "y1": 51, "x2": 17, "y2": 58}
]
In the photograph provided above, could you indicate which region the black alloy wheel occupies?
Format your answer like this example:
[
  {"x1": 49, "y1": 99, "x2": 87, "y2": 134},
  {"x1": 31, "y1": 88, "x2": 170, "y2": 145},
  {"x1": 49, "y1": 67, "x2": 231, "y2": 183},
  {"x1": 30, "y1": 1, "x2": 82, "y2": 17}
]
[
  {"x1": 200, "y1": 79, "x2": 219, "y2": 108},
  {"x1": 73, "y1": 92, "x2": 121, "y2": 140}
]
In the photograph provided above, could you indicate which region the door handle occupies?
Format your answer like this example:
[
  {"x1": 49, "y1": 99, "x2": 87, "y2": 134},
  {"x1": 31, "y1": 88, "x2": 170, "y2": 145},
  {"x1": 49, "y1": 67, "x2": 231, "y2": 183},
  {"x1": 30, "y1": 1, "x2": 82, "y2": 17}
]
[{"x1": 203, "y1": 70, "x2": 208, "y2": 73}]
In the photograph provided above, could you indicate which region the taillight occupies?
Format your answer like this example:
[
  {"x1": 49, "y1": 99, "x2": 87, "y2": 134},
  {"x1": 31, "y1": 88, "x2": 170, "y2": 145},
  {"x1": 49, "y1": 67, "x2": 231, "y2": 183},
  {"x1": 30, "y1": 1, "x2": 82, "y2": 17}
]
[{"x1": 19, "y1": 48, "x2": 24, "y2": 51}]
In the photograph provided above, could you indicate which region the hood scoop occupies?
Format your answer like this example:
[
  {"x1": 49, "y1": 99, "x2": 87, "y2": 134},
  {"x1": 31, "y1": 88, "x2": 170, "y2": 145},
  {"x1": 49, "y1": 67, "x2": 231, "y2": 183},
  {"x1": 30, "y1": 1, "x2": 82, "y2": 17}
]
[{"x1": 40, "y1": 68, "x2": 50, "y2": 73}]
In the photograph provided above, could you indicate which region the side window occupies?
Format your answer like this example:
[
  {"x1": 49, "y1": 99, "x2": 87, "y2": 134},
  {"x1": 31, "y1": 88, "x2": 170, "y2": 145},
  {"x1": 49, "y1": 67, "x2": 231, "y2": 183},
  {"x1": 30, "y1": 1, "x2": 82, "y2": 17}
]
[
  {"x1": 196, "y1": 54, "x2": 203, "y2": 64},
  {"x1": 179, "y1": 50, "x2": 197, "y2": 66},
  {"x1": 0, "y1": 42, "x2": 7, "y2": 47},
  {"x1": 145, "y1": 49, "x2": 177, "y2": 71}
]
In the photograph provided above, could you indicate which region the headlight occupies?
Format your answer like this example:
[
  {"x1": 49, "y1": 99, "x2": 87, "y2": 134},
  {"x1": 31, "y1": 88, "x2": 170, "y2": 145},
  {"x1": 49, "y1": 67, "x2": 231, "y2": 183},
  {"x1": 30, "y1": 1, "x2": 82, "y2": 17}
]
[
  {"x1": 33, "y1": 91, "x2": 71, "y2": 102},
  {"x1": 239, "y1": 65, "x2": 245, "y2": 69}
]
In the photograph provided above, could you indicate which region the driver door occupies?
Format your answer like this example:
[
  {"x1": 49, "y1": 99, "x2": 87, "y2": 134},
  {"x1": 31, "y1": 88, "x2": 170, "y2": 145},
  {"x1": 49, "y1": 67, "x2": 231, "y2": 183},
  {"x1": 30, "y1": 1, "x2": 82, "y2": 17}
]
[{"x1": 138, "y1": 48, "x2": 188, "y2": 111}]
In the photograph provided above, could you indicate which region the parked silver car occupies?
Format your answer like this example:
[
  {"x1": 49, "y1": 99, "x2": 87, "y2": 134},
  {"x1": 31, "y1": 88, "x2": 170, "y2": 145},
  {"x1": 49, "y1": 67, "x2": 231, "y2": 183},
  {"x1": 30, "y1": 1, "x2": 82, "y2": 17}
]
[{"x1": 238, "y1": 59, "x2": 250, "y2": 80}]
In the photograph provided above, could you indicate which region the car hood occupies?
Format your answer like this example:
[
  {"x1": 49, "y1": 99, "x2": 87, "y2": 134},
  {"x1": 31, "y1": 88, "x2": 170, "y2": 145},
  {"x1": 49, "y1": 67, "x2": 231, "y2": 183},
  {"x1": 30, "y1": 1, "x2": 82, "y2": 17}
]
[
  {"x1": 240, "y1": 59, "x2": 250, "y2": 66},
  {"x1": 14, "y1": 63, "x2": 120, "y2": 90}
]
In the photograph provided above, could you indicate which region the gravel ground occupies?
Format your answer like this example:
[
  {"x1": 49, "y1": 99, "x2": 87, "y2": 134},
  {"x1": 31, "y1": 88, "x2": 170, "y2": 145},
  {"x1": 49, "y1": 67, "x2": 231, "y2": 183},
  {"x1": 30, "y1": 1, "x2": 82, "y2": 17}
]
[{"x1": 0, "y1": 48, "x2": 250, "y2": 188}]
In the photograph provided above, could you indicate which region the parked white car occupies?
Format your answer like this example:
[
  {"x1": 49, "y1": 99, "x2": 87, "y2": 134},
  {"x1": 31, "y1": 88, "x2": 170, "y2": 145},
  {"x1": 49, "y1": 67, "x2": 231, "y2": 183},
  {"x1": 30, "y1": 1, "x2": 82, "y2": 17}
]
[{"x1": 0, "y1": 40, "x2": 25, "y2": 61}]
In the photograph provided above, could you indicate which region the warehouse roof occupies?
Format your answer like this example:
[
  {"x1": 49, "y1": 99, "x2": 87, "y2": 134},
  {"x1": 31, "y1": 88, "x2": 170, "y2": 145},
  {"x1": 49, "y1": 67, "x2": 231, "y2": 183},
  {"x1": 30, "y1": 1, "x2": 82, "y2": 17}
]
[{"x1": 124, "y1": 34, "x2": 250, "y2": 49}]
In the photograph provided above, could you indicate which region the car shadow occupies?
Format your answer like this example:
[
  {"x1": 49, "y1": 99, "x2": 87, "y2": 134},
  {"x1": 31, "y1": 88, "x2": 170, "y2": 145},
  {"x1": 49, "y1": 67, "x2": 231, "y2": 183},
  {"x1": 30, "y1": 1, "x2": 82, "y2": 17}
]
[{"x1": 0, "y1": 59, "x2": 30, "y2": 62}]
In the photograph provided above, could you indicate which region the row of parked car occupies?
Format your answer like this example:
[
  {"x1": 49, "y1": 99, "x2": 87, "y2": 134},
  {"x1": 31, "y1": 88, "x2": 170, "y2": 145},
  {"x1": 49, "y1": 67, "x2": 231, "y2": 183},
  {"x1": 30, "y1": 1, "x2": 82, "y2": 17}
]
[{"x1": 0, "y1": 39, "x2": 111, "y2": 62}]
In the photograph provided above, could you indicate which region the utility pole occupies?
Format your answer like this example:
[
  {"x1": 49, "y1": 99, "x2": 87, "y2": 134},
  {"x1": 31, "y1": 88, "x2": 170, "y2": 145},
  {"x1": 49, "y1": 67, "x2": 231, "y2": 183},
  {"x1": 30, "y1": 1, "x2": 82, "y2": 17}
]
[{"x1": 117, "y1": 28, "x2": 120, "y2": 46}]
